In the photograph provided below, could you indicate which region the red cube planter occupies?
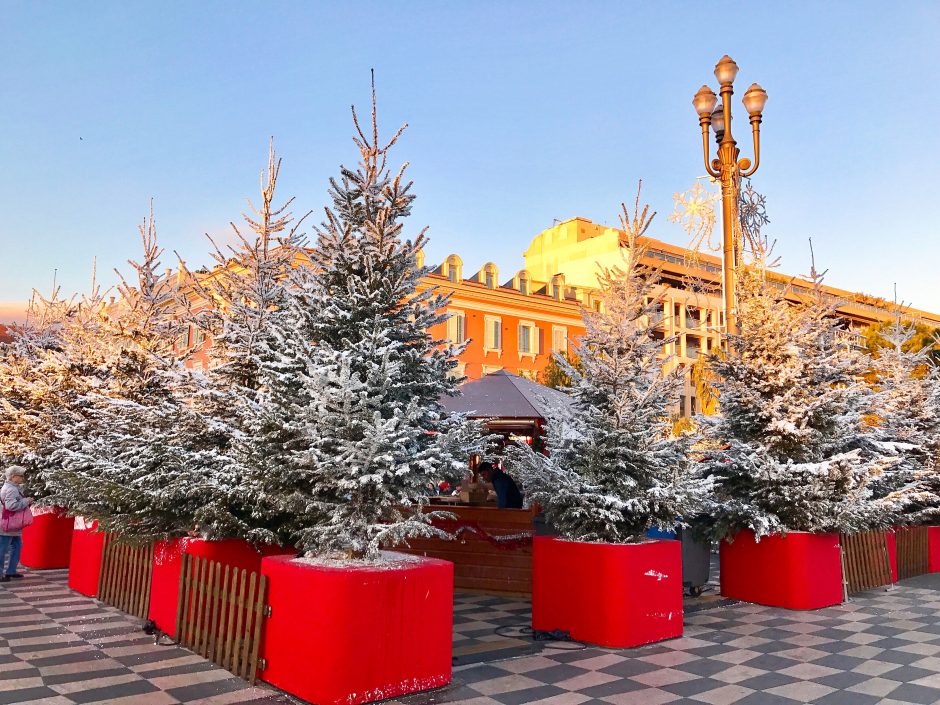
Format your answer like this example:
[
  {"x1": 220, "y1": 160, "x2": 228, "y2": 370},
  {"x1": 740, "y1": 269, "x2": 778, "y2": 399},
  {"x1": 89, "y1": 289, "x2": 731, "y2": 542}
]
[
  {"x1": 149, "y1": 538, "x2": 295, "y2": 638},
  {"x1": 260, "y1": 553, "x2": 453, "y2": 705},
  {"x1": 929, "y1": 526, "x2": 940, "y2": 573},
  {"x1": 20, "y1": 507, "x2": 74, "y2": 569},
  {"x1": 720, "y1": 529, "x2": 842, "y2": 609},
  {"x1": 67, "y1": 519, "x2": 106, "y2": 597},
  {"x1": 532, "y1": 536, "x2": 683, "y2": 648},
  {"x1": 886, "y1": 529, "x2": 898, "y2": 583}
]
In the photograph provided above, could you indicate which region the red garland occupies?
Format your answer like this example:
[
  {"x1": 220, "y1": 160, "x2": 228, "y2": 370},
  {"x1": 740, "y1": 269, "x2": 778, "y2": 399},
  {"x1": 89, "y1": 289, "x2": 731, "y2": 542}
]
[{"x1": 433, "y1": 519, "x2": 533, "y2": 550}]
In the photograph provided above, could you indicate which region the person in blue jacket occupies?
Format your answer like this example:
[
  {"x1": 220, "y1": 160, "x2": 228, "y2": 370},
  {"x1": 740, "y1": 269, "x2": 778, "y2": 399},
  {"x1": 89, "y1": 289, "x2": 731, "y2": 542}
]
[{"x1": 477, "y1": 462, "x2": 523, "y2": 509}]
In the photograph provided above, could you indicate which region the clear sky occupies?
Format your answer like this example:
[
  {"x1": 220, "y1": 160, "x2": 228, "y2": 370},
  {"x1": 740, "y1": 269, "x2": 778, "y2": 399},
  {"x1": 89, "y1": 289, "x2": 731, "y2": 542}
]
[{"x1": 1, "y1": 1, "x2": 938, "y2": 323}]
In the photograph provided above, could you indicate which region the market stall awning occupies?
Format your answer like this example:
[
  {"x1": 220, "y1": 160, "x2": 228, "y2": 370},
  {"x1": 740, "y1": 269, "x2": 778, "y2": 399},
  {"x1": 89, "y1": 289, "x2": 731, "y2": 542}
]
[{"x1": 441, "y1": 370, "x2": 573, "y2": 421}]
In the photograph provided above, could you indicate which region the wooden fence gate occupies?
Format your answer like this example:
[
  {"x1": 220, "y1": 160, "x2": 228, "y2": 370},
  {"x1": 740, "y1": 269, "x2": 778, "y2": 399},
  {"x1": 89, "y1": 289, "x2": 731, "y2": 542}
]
[
  {"x1": 840, "y1": 530, "x2": 892, "y2": 595},
  {"x1": 97, "y1": 536, "x2": 155, "y2": 620},
  {"x1": 175, "y1": 554, "x2": 268, "y2": 684},
  {"x1": 896, "y1": 526, "x2": 929, "y2": 580}
]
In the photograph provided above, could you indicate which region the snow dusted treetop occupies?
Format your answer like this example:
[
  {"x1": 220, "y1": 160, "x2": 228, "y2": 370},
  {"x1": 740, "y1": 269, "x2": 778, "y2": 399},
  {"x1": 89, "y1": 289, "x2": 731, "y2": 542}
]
[
  {"x1": 866, "y1": 313, "x2": 940, "y2": 523},
  {"x1": 185, "y1": 141, "x2": 309, "y2": 393},
  {"x1": 243, "y1": 78, "x2": 471, "y2": 559},
  {"x1": 509, "y1": 185, "x2": 708, "y2": 543},
  {"x1": 699, "y1": 241, "x2": 893, "y2": 540}
]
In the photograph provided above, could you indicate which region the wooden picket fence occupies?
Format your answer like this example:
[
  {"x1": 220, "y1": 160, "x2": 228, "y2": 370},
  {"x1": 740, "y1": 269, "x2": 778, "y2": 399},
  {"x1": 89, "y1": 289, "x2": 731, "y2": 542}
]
[
  {"x1": 97, "y1": 536, "x2": 155, "y2": 619},
  {"x1": 896, "y1": 526, "x2": 929, "y2": 580},
  {"x1": 175, "y1": 554, "x2": 268, "y2": 684},
  {"x1": 840, "y1": 530, "x2": 892, "y2": 595}
]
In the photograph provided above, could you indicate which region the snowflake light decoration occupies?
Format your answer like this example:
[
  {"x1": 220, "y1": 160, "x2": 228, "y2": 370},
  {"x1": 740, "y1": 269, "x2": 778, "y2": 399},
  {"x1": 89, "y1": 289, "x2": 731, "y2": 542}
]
[
  {"x1": 670, "y1": 180, "x2": 720, "y2": 253},
  {"x1": 738, "y1": 178, "x2": 770, "y2": 252}
]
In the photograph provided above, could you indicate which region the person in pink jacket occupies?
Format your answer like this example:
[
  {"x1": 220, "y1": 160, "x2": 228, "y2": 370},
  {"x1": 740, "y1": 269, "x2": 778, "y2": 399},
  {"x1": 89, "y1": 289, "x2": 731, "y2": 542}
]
[{"x1": 0, "y1": 466, "x2": 33, "y2": 582}]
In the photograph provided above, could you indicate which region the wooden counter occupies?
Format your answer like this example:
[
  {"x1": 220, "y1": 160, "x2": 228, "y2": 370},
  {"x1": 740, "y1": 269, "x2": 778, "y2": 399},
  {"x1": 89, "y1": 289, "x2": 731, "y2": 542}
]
[{"x1": 395, "y1": 505, "x2": 536, "y2": 595}]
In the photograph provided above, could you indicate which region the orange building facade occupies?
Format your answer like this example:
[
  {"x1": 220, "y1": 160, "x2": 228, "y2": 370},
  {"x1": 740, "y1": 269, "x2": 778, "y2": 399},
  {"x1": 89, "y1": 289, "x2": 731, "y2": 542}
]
[{"x1": 180, "y1": 216, "x2": 940, "y2": 416}]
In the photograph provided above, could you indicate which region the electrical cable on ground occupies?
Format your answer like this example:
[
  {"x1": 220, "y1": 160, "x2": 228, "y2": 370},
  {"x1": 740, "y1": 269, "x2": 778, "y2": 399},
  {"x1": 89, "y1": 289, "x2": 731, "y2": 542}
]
[{"x1": 493, "y1": 624, "x2": 587, "y2": 650}]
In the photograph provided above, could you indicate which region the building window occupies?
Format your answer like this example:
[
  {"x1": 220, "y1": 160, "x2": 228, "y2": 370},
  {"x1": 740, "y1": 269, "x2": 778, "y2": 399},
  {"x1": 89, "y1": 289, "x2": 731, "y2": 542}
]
[
  {"x1": 686, "y1": 336, "x2": 701, "y2": 358},
  {"x1": 551, "y1": 275, "x2": 565, "y2": 300},
  {"x1": 448, "y1": 363, "x2": 467, "y2": 380},
  {"x1": 484, "y1": 316, "x2": 502, "y2": 353},
  {"x1": 176, "y1": 325, "x2": 192, "y2": 350},
  {"x1": 485, "y1": 271, "x2": 495, "y2": 288},
  {"x1": 679, "y1": 394, "x2": 688, "y2": 418},
  {"x1": 552, "y1": 326, "x2": 568, "y2": 354},
  {"x1": 518, "y1": 321, "x2": 537, "y2": 357},
  {"x1": 446, "y1": 310, "x2": 466, "y2": 344},
  {"x1": 518, "y1": 275, "x2": 529, "y2": 295},
  {"x1": 445, "y1": 255, "x2": 462, "y2": 283},
  {"x1": 482, "y1": 365, "x2": 502, "y2": 375}
]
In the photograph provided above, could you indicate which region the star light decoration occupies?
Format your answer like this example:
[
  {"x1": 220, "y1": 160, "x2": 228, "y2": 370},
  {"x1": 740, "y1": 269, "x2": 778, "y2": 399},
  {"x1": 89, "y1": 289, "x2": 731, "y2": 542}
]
[{"x1": 670, "y1": 180, "x2": 720, "y2": 253}]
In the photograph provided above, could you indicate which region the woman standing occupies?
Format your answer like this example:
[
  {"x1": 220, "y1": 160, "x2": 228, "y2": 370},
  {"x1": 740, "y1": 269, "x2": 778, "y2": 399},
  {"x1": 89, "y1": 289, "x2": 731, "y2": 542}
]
[{"x1": 0, "y1": 466, "x2": 33, "y2": 582}]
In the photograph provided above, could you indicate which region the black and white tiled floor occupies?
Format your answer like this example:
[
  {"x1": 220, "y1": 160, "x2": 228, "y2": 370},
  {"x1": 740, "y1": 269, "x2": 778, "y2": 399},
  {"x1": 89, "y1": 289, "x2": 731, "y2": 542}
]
[
  {"x1": 0, "y1": 569, "x2": 293, "y2": 705},
  {"x1": 412, "y1": 573, "x2": 940, "y2": 705},
  {"x1": 4, "y1": 568, "x2": 940, "y2": 705}
]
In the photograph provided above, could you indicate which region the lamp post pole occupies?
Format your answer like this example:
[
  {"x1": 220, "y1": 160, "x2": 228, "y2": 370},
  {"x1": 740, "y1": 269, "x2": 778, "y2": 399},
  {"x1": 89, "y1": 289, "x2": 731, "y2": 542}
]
[{"x1": 692, "y1": 56, "x2": 767, "y2": 336}]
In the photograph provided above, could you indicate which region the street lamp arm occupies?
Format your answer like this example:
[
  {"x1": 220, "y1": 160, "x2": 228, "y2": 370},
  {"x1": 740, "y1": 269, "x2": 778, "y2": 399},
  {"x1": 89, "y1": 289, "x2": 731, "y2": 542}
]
[
  {"x1": 700, "y1": 118, "x2": 721, "y2": 178},
  {"x1": 740, "y1": 115, "x2": 761, "y2": 177}
]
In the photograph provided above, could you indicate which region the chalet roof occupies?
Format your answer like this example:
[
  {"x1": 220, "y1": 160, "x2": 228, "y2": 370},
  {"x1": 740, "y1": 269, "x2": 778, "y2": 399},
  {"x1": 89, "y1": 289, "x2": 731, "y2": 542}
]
[{"x1": 441, "y1": 370, "x2": 573, "y2": 420}]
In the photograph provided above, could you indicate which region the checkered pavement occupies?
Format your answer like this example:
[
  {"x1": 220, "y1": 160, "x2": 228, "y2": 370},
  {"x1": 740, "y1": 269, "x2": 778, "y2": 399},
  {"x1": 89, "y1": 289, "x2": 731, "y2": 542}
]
[
  {"x1": 0, "y1": 569, "x2": 294, "y2": 705},
  {"x1": 453, "y1": 553, "x2": 729, "y2": 667},
  {"x1": 412, "y1": 573, "x2": 940, "y2": 705}
]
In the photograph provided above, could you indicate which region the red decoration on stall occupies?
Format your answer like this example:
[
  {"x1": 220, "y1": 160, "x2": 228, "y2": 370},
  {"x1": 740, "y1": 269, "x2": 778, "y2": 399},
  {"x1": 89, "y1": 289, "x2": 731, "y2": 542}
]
[
  {"x1": 929, "y1": 526, "x2": 940, "y2": 573},
  {"x1": 720, "y1": 529, "x2": 843, "y2": 609},
  {"x1": 20, "y1": 507, "x2": 73, "y2": 569},
  {"x1": 532, "y1": 536, "x2": 683, "y2": 648},
  {"x1": 433, "y1": 518, "x2": 533, "y2": 550},
  {"x1": 260, "y1": 553, "x2": 452, "y2": 705},
  {"x1": 148, "y1": 538, "x2": 294, "y2": 638},
  {"x1": 67, "y1": 519, "x2": 106, "y2": 597}
]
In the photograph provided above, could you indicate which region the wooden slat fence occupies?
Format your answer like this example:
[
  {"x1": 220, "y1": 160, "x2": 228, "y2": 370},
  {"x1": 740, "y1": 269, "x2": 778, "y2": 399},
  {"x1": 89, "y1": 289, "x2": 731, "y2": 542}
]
[
  {"x1": 175, "y1": 554, "x2": 268, "y2": 684},
  {"x1": 840, "y1": 530, "x2": 892, "y2": 595},
  {"x1": 97, "y1": 535, "x2": 155, "y2": 620},
  {"x1": 896, "y1": 526, "x2": 929, "y2": 579}
]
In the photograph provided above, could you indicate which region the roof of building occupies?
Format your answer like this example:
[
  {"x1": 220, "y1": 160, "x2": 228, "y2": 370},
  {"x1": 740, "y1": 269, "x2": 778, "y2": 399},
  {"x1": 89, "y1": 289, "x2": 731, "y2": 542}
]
[{"x1": 441, "y1": 370, "x2": 573, "y2": 420}]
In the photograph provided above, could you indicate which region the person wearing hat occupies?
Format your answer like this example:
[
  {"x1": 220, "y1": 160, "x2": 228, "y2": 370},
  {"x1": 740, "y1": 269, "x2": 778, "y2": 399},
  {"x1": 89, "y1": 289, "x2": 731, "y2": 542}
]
[{"x1": 0, "y1": 466, "x2": 33, "y2": 582}]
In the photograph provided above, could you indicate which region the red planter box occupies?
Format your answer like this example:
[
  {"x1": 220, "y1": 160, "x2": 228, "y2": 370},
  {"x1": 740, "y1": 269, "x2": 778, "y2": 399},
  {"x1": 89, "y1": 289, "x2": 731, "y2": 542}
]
[
  {"x1": 67, "y1": 519, "x2": 106, "y2": 597},
  {"x1": 532, "y1": 536, "x2": 683, "y2": 648},
  {"x1": 20, "y1": 508, "x2": 74, "y2": 569},
  {"x1": 886, "y1": 529, "x2": 898, "y2": 583},
  {"x1": 149, "y1": 538, "x2": 295, "y2": 638},
  {"x1": 929, "y1": 526, "x2": 940, "y2": 573},
  {"x1": 260, "y1": 553, "x2": 453, "y2": 705},
  {"x1": 720, "y1": 529, "x2": 842, "y2": 609}
]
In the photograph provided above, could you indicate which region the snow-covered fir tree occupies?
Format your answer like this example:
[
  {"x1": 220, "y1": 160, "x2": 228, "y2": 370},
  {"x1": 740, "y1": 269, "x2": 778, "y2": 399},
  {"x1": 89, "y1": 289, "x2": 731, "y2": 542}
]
[
  {"x1": 180, "y1": 143, "x2": 309, "y2": 540},
  {"x1": 508, "y1": 187, "x2": 709, "y2": 543},
  {"x1": 0, "y1": 289, "x2": 73, "y2": 499},
  {"x1": 46, "y1": 210, "x2": 226, "y2": 538},
  {"x1": 697, "y1": 250, "x2": 895, "y2": 541},
  {"x1": 238, "y1": 82, "x2": 474, "y2": 559},
  {"x1": 865, "y1": 315, "x2": 940, "y2": 523}
]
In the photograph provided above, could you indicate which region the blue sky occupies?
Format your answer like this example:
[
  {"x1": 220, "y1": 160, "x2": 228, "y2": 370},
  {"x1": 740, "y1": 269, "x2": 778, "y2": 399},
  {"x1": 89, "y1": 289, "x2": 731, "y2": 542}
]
[{"x1": 1, "y1": 1, "x2": 938, "y2": 322}]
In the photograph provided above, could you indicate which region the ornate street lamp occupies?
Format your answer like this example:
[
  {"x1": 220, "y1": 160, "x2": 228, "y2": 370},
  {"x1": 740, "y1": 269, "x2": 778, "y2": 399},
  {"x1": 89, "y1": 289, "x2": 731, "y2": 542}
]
[{"x1": 693, "y1": 56, "x2": 767, "y2": 335}]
